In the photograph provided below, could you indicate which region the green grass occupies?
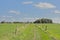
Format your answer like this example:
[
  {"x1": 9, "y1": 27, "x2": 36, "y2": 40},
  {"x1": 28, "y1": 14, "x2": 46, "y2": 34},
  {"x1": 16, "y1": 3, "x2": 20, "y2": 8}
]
[{"x1": 0, "y1": 23, "x2": 60, "y2": 40}]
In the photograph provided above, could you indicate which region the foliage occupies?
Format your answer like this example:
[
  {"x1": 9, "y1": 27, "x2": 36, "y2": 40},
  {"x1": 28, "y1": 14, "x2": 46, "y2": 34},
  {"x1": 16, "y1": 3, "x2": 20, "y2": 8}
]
[{"x1": 34, "y1": 18, "x2": 53, "y2": 23}]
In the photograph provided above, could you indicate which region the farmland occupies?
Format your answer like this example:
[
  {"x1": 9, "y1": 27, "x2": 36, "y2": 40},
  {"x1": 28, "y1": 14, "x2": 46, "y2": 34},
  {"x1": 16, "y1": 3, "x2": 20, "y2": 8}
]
[{"x1": 0, "y1": 23, "x2": 60, "y2": 40}]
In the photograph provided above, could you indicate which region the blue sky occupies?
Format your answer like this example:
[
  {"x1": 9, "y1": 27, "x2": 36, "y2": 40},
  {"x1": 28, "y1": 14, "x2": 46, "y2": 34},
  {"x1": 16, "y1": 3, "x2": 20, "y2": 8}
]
[{"x1": 0, "y1": 0, "x2": 60, "y2": 23}]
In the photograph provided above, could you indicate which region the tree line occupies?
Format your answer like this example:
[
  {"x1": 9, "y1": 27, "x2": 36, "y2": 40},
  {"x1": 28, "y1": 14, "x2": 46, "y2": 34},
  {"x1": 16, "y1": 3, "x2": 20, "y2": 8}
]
[{"x1": 0, "y1": 18, "x2": 53, "y2": 24}]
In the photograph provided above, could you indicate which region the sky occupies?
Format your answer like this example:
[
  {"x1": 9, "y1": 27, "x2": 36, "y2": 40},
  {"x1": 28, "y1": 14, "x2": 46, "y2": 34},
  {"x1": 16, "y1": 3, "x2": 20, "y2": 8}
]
[{"x1": 0, "y1": 0, "x2": 60, "y2": 23}]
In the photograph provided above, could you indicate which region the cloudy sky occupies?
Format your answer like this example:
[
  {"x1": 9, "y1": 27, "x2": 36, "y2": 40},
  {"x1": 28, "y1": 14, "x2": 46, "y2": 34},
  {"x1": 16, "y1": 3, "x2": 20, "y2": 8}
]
[{"x1": 0, "y1": 0, "x2": 60, "y2": 23}]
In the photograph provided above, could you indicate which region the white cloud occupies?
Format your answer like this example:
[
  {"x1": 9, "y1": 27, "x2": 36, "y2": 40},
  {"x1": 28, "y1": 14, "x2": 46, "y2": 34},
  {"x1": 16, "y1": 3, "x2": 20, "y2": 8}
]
[
  {"x1": 16, "y1": 18, "x2": 39, "y2": 22},
  {"x1": 54, "y1": 10, "x2": 60, "y2": 14},
  {"x1": 0, "y1": 16, "x2": 13, "y2": 22},
  {"x1": 8, "y1": 10, "x2": 20, "y2": 14},
  {"x1": 2, "y1": 16, "x2": 12, "y2": 18},
  {"x1": 52, "y1": 18, "x2": 60, "y2": 23},
  {"x1": 34, "y1": 2, "x2": 56, "y2": 9},
  {"x1": 22, "y1": 1, "x2": 33, "y2": 4}
]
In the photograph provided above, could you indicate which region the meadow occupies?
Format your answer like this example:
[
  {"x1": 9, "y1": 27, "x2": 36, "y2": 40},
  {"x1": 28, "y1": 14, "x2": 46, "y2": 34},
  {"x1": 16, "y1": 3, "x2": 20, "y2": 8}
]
[{"x1": 0, "y1": 23, "x2": 60, "y2": 40}]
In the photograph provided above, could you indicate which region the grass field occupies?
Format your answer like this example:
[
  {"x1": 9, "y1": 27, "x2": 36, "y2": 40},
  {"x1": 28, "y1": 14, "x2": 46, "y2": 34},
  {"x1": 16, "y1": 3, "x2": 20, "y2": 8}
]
[{"x1": 0, "y1": 23, "x2": 60, "y2": 40}]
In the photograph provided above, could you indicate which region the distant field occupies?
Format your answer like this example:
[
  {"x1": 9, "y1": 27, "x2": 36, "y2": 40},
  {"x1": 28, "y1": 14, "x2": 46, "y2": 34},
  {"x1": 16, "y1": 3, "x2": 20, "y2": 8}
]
[{"x1": 0, "y1": 23, "x2": 60, "y2": 40}]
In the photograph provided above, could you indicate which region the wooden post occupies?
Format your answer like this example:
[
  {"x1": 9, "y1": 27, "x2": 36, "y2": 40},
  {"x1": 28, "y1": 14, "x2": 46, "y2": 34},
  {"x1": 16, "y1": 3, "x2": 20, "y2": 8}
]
[
  {"x1": 14, "y1": 25, "x2": 18, "y2": 36},
  {"x1": 45, "y1": 26, "x2": 47, "y2": 31}
]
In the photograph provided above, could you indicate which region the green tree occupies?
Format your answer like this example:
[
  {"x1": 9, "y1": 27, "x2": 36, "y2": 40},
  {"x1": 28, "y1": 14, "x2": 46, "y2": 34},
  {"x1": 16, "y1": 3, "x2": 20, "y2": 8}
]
[{"x1": 34, "y1": 18, "x2": 53, "y2": 23}]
